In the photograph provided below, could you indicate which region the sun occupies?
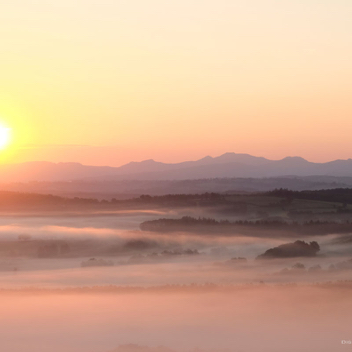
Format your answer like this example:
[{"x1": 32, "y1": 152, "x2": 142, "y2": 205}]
[{"x1": 0, "y1": 125, "x2": 11, "y2": 150}]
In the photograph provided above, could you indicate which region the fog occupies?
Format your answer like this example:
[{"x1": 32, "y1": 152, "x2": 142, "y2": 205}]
[
  {"x1": 1, "y1": 209, "x2": 352, "y2": 351},
  {"x1": 1, "y1": 210, "x2": 352, "y2": 287},
  {"x1": 0, "y1": 285, "x2": 352, "y2": 352}
]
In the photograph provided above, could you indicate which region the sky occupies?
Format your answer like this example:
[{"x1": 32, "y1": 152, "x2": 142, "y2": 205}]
[{"x1": 0, "y1": 0, "x2": 351, "y2": 166}]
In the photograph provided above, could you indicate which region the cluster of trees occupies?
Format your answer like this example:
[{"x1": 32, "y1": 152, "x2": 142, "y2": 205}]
[
  {"x1": 37, "y1": 241, "x2": 70, "y2": 258},
  {"x1": 0, "y1": 191, "x2": 102, "y2": 209},
  {"x1": 0, "y1": 191, "x2": 228, "y2": 210},
  {"x1": 118, "y1": 193, "x2": 227, "y2": 207},
  {"x1": 3, "y1": 188, "x2": 352, "y2": 212},
  {"x1": 137, "y1": 193, "x2": 225, "y2": 201},
  {"x1": 257, "y1": 240, "x2": 320, "y2": 259},
  {"x1": 0, "y1": 238, "x2": 71, "y2": 258},
  {"x1": 266, "y1": 188, "x2": 352, "y2": 205},
  {"x1": 140, "y1": 216, "x2": 352, "y2": 232}
]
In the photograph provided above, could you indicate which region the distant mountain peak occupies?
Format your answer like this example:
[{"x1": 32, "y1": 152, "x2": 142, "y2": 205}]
[
  {"x1": 124, "y1": 159, "x2": 158, "y2": 166},
  {"x1": 2, "y1": 152, "x2": 352, "y2": 182},
  {"x1": 280, "y1": 156, "x2": 309, "y2": 163},
  {"x1": 140, "y1": 159, "x2": 157, "y2": 164},
  {"x1": 198, "y1": 155, "x2": 213, "y2": 161},
  {"x1": 219, "y1": 152, "x2": 249, "y2": 157},
  {"x1": 282, "y1": 156, "x2": 306, "y2": 160}
]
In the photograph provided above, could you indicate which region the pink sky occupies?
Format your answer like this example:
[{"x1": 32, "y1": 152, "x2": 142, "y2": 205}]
[{"x1": 0, "y1": 1, "x2": 351, "y2": 166}]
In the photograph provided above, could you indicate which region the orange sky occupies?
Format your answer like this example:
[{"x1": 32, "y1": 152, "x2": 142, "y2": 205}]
[{"x1": 0, "y1": 1, "x2": 351, "y2": 166}]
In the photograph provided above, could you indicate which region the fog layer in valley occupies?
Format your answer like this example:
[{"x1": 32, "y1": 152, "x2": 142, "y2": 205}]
[
  {"x1": 1, "y1": 285, "x2": 352, "y2": 352},
  {"x1": 1, "y1": 209, "x2": 352, "y2": 287},
  {"x1": 1, "y1": 204, "x2": 352, "y2": 351}
]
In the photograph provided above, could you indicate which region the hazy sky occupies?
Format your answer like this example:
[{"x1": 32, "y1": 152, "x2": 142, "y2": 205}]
[{"x1": 0, "y1": 0, "x2": 351, "y2": 166}]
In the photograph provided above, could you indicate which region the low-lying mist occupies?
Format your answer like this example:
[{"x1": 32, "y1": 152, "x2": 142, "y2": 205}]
[
  {"x1": 0, "y1": 284, "x2": 351, "y2": 352},
  {"x1": 0, "y1": 203, "x2": 352, "y2": 352},
  {"x1": 0, "y1": 209, "x2": 351, "y2": 288}
]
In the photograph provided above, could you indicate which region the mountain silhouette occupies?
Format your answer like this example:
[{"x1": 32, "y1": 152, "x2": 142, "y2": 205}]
[{"x1": 2, "y1": 153, "x2": 352, "y2": 182}]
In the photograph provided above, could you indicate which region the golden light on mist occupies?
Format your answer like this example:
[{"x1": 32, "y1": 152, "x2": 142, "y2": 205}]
[{"x1": 0, "y1": 124, "x2": 11, "y2": 150}]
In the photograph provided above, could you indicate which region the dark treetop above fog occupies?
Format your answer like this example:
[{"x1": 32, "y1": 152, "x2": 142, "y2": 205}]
[{"x1": 256, "y1": 240, "x2": 320, "y2": 259}]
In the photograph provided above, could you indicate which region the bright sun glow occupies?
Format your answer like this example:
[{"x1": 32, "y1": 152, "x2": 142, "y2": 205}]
[{"x1": 0, "y1": 125, "x2": 11, "y2": 150}]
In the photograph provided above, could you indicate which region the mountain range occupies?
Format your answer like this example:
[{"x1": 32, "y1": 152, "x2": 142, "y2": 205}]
[{"x1": 2, "y1": 153, "x2": 352, "y2": 182}]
